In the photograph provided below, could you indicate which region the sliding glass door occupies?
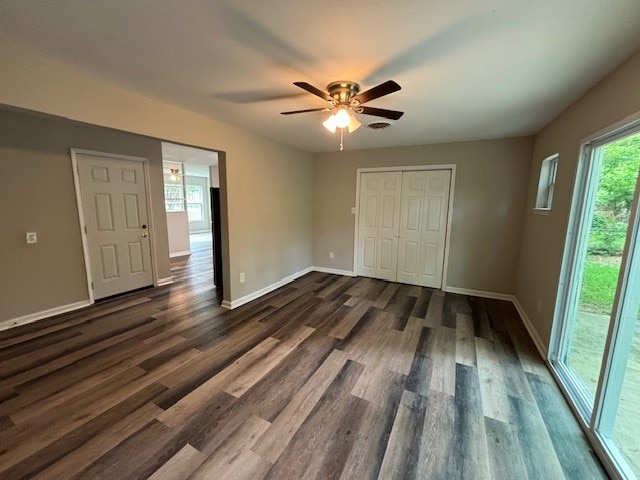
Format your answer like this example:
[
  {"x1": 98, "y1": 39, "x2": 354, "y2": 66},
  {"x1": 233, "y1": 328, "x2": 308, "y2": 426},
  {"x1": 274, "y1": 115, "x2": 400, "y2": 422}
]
[{"x1": 552, "y1": 125, "x2": 640, "y2": 479}]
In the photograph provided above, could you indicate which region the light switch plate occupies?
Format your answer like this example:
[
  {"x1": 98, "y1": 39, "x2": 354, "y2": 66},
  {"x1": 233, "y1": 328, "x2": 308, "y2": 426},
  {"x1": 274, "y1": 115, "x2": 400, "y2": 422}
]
[{"x1": 26, "y1": 232, "x2": 38, "y2": 244}]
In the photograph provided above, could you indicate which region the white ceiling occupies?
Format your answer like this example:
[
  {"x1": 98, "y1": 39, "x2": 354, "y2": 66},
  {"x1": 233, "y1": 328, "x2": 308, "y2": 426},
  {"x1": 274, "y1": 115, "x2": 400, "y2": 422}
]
[
  {"x1": 1, "y1": 1, "x2": 639, "y2": 153},
  {"x1": 162, "y1": 142, "x2": 218, "y2": 177}
]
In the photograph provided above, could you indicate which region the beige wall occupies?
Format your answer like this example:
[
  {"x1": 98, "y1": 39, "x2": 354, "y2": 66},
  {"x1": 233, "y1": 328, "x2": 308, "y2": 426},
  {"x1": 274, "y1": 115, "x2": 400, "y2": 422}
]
[
  {"x1": 0, "y1": 42, "x2": 314, "y2": 317},
  {"x1": 0, "y1": 108, "x2": 170, "y2": 321},
  {"x1": 313, "y1": 137, "x2": 533, "y2": 295},
  {"x1": 516, "y1": 50, "x2": 640, "y2": 349}
]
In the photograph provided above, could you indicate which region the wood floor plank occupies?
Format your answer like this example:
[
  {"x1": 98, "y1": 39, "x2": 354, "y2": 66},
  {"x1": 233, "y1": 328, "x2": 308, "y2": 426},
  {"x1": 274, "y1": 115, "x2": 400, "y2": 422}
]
[
  {"x1": 371, "y1": 283, "x2": 400, "y2": 309},
  {"x1": 493, "y1": 329, "x2": 536, "y2": 402},
  {"x1": 454, "y1": 363, "x2": 492, "y2": 480},
  {"x1": 0, "y1": 344, "x2": 197, "y2": 471},
  {"x1": 455, "y1": 312, "x2": 477, "y2": 367},
  {"x1": 33, "y1": 402, "x2": 164, "y2": 480},
  {"x1": 186, "y1": 341, "x2": 338, "y2": 457},
  {"x1": 508, "y1": 394, "x2": 567, "y2": 480},
  {"x1": 252, "y1": 349, "x2": 349, "y2": 463},
  {"x1": 443, "y1": 292, "x2": 468, "y2": 329},
  {"x1": 157, "y1": 337, "x2": 280, "y2": 427},
  {"x1": 425, "y1": 290, "x2": 444, "y2": 327},
  {"x1": 378, "y1": 390, "x2": 427, "y2": 480},
  {"x1": 339, "y1": 369, "x2": 405, "y2": 480},
  {"x1": 416, "y1": 390, "x2": 456, "y2": 479},
  {"x1": 383, "y1": 285, "x2": 417, "y2": 331},
  {"x1": 389, "y1": 315, "x2": 423, "y2": 376},
  {"x1": 406, "y1": 327, "x2": 435, "y2": 397},
  {"x1": 429, "y1": 327, "x2": 456, "y2": 396},
  {"x1": 527, "y1": 372, "x2": 607, "y2": 479},
  {"x1": 485, "y1": 416, "x2": 529, "y2": 480},
  {"x1": 317, "y1": 275, "x2": 352, "y2": 299},
  {"x1": 410, "y1": 288, "x2": 433, "y2": 319},
  {"x1": 328, "y1": 300, "x2": 372, "y2": 339},
  {"x1": 8, "y1": 335, "x2": 185, "y2": 424},
  {"x1": 0, "y1": 382, "x2": 166, "y2": 479},
  {"x1": 469, "y1": 296, "x2": 493, "y2": 341},
  {"x1": 147, "y1": 443, "x2": 205, "y2": 480},
  {"x1": 190, "y1": 415, "x2": 271, "y2": 480},
  {"x1": 476, "y1": 336, "x2": 512, "y2": 424},
  {"x1": 0, "y1": 315, "x2": 178, "y2": 390},
  {"x1": 503, "y1": 308, "x2": 550, "y2": 377},
  {"x1": 263, "y1": 360, "x2": 367, "y2": 480},
  {"x1": 223, "y1": 325, "x2": 315, "y2": 397},
  {"x1": 0, "y1": 237, "x2": 607, "y2": 480},
  {"x1": 73, "y1": 419, "x2": 177, "y2": 479}
]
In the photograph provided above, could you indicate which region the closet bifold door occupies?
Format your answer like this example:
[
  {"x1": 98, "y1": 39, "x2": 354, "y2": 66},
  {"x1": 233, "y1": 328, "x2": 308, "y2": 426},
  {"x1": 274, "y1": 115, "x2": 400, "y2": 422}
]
[
  {"x1": 397, "y1": 170, "x2": 451, "y2": 288},
  {"x1": 357, "y1": 171, "x2": 402, "y2": 281}
]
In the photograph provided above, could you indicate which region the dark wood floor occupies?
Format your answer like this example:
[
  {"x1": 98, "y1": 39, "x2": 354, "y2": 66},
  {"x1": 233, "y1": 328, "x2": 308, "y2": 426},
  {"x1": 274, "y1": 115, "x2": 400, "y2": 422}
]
[{"x1": 0, "y1": 235, "x2": 607, "y2": 479}]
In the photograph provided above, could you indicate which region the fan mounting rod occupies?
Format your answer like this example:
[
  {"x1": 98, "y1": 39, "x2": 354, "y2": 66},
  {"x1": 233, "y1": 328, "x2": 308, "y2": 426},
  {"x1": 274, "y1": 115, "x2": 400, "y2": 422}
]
[{"x1": 327, "y1": 81, "x2": 360, "y2": 104}]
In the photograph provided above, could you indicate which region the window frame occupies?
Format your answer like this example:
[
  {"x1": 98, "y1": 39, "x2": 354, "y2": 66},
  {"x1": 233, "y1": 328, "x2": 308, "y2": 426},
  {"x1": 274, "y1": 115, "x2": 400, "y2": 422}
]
[{"x1": 534, "y1": 153, "x2": 559, "y2": 213}]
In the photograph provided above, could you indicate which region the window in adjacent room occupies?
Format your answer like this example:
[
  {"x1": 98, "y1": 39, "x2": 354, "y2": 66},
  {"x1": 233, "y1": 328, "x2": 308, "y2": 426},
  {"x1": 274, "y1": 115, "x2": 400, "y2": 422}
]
[
  {"x1": 163, "y1": 162, "x2": 186, "y2": 212},
  {"x1": 535, "y1": 153, "x2": 559, "y2": 210}
]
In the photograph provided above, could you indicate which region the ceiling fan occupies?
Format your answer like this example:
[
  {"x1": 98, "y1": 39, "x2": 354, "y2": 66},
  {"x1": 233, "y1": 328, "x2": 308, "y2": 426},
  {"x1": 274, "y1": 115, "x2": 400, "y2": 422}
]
[{"x1": 281, "y1": 80, "x2": 404, "y2": 148}]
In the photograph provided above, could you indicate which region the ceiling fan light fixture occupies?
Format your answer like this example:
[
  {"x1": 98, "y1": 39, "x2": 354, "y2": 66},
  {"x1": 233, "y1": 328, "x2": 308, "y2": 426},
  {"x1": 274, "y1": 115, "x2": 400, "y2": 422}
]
[
  {"x1": 347, "y1": 112, "x2": 361, "y2": 133},
  {"x1": 334, "y1": 106, "x2": 351, "y2": 129},
  {"x1": 323, "y1": 114, "x2": 338, "y2": 133},
  {"x1": 169, "y1": 168, "x2": 180, "y2": 181}
]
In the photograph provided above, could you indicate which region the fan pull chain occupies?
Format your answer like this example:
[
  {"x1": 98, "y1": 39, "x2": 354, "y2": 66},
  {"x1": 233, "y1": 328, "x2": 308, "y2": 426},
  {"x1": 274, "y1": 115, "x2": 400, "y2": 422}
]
[{"x1": 340, "y1": 128, "x2": 344, "y2": 151}]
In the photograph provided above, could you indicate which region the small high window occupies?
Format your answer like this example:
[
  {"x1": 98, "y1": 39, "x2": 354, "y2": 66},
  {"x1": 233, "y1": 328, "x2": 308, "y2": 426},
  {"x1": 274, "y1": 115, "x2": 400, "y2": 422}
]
[{"x1": 535, "y1": 154, "x2": 559, "y2": 210}]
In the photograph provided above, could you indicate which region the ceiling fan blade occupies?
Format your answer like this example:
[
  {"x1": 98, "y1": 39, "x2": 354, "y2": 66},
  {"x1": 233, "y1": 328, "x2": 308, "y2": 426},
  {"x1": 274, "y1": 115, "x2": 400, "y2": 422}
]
[
  {"x1": 293, "y1": 82, "x2": 332, "y2": 102},
  {"x1": 353, "y1": 80, "x2": 401, "y2": 104},
  {"x1": 281, "y1": 107, "x2": 329, "y2": 115},
  {"x1": 359, "y1": 106, "x2": 404, "y2": 120}
]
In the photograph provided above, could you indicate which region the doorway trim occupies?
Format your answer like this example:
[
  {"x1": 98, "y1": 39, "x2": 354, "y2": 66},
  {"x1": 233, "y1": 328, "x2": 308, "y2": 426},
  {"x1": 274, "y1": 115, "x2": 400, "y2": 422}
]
[
  {"x1": 70, "y1": 148, "x2": 158, "y2": 304},
  {"x1": 352, "y1": 164, "x2": 456, "y2": 289}
]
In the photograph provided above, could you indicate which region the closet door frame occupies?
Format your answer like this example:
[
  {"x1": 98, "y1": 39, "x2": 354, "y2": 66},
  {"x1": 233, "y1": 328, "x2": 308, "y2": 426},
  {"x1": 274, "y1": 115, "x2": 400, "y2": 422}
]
[{"x1": 353, "y1": 164, "x2": 456, "y2": 288}]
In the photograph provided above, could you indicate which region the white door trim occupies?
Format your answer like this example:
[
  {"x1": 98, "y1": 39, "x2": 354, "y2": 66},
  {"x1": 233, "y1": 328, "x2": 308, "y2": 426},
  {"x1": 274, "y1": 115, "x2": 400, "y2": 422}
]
[
  {"x1": 70, "y1": 148, "x2": 158, "y2": 304},
  {"x1": 353, "y1": 164, "x2": 456, "y2": 289}
]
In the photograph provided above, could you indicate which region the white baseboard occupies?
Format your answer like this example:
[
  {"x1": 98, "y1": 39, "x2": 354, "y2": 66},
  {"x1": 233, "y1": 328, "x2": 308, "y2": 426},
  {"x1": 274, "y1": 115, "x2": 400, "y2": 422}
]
[
  {"x1": 511, "y1": 296, "x2": 548, "y2": 358},
  {"x1": 222, "y1": 266, "x2": 314, "y2": 310},
  {"x1": 443, "y1": 286, "x2": 513, "y2": 301},
  {"x1": 156, "y1": 277, "x2": 174, "y2": 287},
  {"x1": 169, "y1": 250, "x2": 191, "y2": 258},
  {"x1": 0, "y1": 300, "x2": 91, "y2": 333},
  {"x1": 312, "y1": 266, "x2": 356, "y2": 277}
]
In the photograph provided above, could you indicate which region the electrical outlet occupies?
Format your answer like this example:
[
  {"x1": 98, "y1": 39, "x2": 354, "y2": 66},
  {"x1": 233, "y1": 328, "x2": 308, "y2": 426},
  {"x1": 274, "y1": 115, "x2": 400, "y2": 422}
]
[
  {"x1": 329, "y1": 251, "x2": 334, "y2": 259},
  {"x1": 351, "y1": 207, "x2": 356, "y2": 214},
  {"x1": 26, "y1": 232, "x2": 37, "y2": 244},
  {"x1": 240, "y1": 272, "x2": 245, "y2": 283}
]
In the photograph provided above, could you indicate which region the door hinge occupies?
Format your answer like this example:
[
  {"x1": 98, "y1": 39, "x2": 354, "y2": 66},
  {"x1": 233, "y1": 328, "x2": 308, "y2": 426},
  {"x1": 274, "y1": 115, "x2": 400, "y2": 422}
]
[
  {"x1": 84, "y1": 225, "x2": 87, "y2": 234},
  {"x1": 91, "y1": 282, "x2": 94, "y2": 290}
]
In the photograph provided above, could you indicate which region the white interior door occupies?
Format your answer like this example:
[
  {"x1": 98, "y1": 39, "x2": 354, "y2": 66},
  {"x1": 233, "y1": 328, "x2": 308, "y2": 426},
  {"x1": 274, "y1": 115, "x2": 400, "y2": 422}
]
[
  {"x1": 397, "y1": 170, "x2": 451, "y2": 288},
  {"x1": 77, "y1": 154, "x2": 154, "y2": 299},
  {"x1": 357, "y1": 172, "x2": 402, "y2": 281}
]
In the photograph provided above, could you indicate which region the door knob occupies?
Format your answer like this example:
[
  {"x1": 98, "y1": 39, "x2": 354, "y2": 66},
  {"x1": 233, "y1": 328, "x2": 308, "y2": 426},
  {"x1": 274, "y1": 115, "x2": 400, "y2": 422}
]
[{"x1": 142, "y1": 232, "x2": 149, "y2": 238}]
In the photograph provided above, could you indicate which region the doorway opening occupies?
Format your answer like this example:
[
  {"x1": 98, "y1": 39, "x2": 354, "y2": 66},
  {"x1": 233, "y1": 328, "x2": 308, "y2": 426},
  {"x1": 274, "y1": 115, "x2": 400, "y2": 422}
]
[
  {"x1": 162, "y1": 142, "x2": 223, "y2": 294},
  {"x1": 552, "y1": 121, "x2": 640, "y2": 479}
]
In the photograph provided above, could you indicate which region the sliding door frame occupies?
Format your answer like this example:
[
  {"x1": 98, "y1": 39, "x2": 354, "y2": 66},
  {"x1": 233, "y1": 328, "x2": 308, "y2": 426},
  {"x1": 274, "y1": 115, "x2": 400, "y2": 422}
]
[
  {"x1": 352, "y1": 164, "x2": 456, "y2": 289},
  {"x1": 550, "y1": 116, "x2": 640, "y2": 480}
]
